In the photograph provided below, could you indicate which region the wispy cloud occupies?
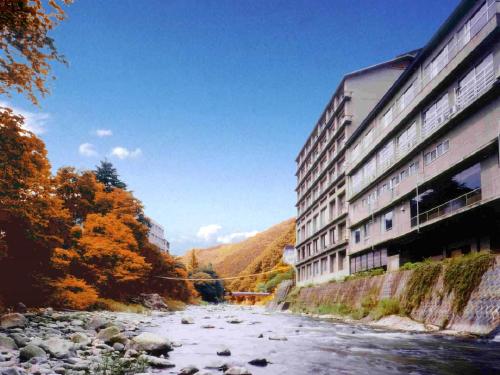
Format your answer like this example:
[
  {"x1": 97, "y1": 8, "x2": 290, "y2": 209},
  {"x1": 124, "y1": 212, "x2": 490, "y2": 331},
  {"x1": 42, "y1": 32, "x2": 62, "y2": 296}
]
[
  {"x1": 0, "y1": 100, "x2": 50, "y2": 135},
  {"x1": 194, "y1": 225, "x2": 259, "y2": 245},
  {"x1": 196, "y1": 224, "x2": 222, "y2": 242},
  {"x1": 217, "y1": 230, "x2": 259, "y2": 244},
  {"x1": 95, "y1": 129, "x2": 113, "y2": 137},
  {"x1": 110, "y1": 146, "x2": 142, "y2": 160},
  {"x1": 79, "y1": 143, "x2": 98, "y2": 157}
]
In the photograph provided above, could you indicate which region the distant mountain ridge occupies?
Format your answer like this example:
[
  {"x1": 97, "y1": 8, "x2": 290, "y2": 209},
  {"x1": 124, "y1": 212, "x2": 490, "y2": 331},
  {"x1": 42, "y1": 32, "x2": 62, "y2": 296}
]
[{"x1": 182, "y1": 218, "x2": 295, "y2": 281}]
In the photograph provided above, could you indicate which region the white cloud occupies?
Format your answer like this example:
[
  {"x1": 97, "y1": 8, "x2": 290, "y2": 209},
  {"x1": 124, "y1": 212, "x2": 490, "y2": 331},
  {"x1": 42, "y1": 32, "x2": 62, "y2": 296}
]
[
  {"x1": 0, "y1": 100, "x2": 49, "y2": 135},
  {"x1": 110, "y1": 146, "x2": 142, "y2": 159},
  {"x1": 217, "y1": 230, "x2": 259, "y2": 244},
  {"x1": 96, "y1": 129, "x2": 113, "y2": 137},
  {"x1": 79, "y1": 143, "x2": 98, "y2": 157},
  {"x1": 196, "y1": 224, "x2": 222, "y2": 241}
]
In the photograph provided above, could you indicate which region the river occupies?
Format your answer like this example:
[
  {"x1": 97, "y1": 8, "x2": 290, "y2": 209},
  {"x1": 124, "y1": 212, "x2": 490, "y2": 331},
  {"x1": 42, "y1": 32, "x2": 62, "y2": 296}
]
[{"x1": 146, "y1": 304, "x2": 500, "y2": 375}]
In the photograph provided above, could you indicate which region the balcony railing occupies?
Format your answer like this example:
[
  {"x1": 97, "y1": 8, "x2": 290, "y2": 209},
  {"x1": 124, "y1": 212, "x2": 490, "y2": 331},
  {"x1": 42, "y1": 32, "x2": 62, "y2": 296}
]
[
  {"x1": 411, "y1": 188, "x2": 482, "y2": 227},
  {"x1": 348, "y1": 0, "x2": 497, "y2": 174},
  {"x1": 456, "y1": 59, "x2": 496, "y2": 109}
]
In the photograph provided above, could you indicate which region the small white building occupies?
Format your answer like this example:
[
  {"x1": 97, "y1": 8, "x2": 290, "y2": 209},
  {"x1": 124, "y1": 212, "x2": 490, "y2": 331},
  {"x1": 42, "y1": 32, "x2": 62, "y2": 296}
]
[{"x1": 148, "y1": 218, "x2": 170, "y2": 253}]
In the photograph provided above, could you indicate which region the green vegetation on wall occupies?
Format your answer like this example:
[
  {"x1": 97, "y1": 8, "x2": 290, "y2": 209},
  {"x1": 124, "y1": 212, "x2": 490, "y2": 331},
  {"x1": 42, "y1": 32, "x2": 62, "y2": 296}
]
[
  {"x1": 401, "y1": 260, "x2": 442, "y2": 315},
  {"x1": 443, "y1": 251, "x2": 494, "y2": 314}
]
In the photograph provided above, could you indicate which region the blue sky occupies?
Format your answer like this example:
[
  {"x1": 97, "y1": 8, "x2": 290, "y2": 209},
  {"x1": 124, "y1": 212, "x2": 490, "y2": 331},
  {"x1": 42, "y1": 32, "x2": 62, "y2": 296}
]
[{"x1": 6, "y1": 0, "x2": 459, "y2": 254}]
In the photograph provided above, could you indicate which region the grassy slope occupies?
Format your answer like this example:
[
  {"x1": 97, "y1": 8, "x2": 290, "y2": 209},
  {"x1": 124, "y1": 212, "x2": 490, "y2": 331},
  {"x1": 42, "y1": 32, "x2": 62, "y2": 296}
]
[{"x1": 182, "y1": 218, "x2": 295, "y2": 280}]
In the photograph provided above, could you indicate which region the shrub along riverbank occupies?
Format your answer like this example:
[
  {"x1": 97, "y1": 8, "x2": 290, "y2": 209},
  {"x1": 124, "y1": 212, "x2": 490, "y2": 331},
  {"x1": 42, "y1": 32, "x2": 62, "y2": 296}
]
[{"x1": 285, "y1": 252, "x2": 498, "y2": 335}]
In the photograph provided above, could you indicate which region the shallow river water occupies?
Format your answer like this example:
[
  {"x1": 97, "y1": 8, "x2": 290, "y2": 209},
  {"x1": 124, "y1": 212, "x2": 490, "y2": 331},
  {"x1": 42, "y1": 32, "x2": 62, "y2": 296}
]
[{"x1": 148, "y1": 305, "x2": 500, "y2": 375}]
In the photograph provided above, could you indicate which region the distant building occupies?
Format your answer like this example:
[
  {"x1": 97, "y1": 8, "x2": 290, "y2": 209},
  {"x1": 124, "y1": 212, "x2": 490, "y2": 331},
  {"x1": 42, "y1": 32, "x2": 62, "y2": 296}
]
[
  {"x1": 148, "y1": 219, "x2": 170, "y2": 253},
  {"x1": 282, "y1": 245, "x2": 297, "y2": 265}
]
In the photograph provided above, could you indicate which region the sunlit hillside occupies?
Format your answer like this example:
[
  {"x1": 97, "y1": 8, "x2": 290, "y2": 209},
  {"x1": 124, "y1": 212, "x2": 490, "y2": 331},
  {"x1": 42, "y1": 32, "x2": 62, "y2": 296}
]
[{"x1": 182, "y1": 218, "x2": 295, "y2": 280}]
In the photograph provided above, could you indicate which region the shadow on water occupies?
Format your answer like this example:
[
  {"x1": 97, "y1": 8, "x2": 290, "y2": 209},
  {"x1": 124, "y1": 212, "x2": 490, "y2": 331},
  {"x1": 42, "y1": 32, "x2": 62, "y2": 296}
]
[{"x1": 148, "y1": 305, "x2": 500, "y2": 375}]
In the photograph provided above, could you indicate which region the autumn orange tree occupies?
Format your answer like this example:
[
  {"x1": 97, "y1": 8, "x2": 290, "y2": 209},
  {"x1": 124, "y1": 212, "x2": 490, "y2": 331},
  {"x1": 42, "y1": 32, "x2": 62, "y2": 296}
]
[
  {"x1": 0, "y1": 108, "x2": 69, "y2": 305},
  {"x1": 50, "y1": 163, "x2": 197, "y2": 308},
  {"x1": 0, "y1": 0, "x2": 72, "y2": 105}
]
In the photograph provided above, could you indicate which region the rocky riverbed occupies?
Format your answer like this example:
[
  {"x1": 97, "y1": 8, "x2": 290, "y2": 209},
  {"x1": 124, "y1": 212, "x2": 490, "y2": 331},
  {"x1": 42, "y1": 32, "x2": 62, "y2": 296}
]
[
  {"x1": 0, "y1": 308, "x2": 178, "y2": 375},
  {"x1": 1, "y1": 305, "x2": 499, "y2": 375}
]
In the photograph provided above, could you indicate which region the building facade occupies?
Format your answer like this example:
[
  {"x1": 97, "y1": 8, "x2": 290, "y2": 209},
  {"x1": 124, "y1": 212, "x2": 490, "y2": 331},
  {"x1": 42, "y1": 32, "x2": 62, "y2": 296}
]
[
  {"x1": 294, "y1": 53, "x2": 416, "y2": 286},
  {"x1": 295, "y1": 0, "x2": 500, "y2": 285},
  {"x1": 148, "y1": 219, "x2": 170, "y2": 253}
]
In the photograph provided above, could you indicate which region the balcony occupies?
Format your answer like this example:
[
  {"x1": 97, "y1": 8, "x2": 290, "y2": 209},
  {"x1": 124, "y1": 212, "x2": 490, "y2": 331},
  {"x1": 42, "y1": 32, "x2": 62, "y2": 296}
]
[{"x1": 411, "y1": 188, "x2": 482, "y2": 227}]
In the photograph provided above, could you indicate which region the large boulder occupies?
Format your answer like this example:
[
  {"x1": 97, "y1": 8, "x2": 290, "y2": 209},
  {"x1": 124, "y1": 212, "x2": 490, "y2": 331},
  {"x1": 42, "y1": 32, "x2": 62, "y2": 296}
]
[
  {"x1": 141, "y1": 355, "x2": 175, "y2": 368},
  {"x1": 139, "y1": 293, "x2": 168, "y2": 310},
  {"x1": 130, "y1": 332, "x2": 172, "y2": 355},
  {"x1": 87, "y1": 316, "x2": 109, "y2": 331},
  {"x1": 40, "y1": 337, "x2": 75, "y2": 358},
  {"x1": 0, "y1": 335, "x2": 17, "y2": 350},
  {"x1": 19, "y1": 345, "x2": 47, "y2": 362},
  {"x1": 0, "y1": 313, "x2": 27, "y2": 329},
  {"x1": 96, "y1": 326, "x2": 121, "y2": 343}
]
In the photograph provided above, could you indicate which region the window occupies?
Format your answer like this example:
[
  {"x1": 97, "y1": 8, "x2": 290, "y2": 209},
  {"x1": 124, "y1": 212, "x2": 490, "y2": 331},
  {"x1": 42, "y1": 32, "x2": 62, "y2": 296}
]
[
  {"x1": 378, "y1": 141, "x2": 395, "y2": 171},
  {"x1": 382, "y1": 107, "x2": 393, "y2": 128},
  {"x1": 321, "y1": 258, "x2": 328, "y2": 274},
  {"x1": 364, "y1": 129, "x2": 374, "y2": 148},
  {"x1": 329, "y1": 228, "x2": 336, "y2": 244},
  {"x1": 399, "y1": 81, "x2": 416, "y2": 111},
  {"x1": 409, "y1": 161, "x2": 419, "y2": 175},
  {"x1": 353, "y1": 228, "x2": 361, "y2": 244},
  {"x1": 363, "y1": 221, "x2": 371, "y2": 240},
  {"x1": 422, "y1": 94, "x2": 449, "y2": 138},
  {"x1": 321, "y1": 233, "x2": 327, "y2": 249},
  {"x1": 397, "y1": 122, "x2": 417, "y2": 154},
  {"x1": 428, "y1": 45, "x2": 449, "y2": 80},
  {"x1": 390, "y1": 175, "x2": 399, "y2": 189},
  {"x1": 457, "y1": 54, "x2": 494, "y2": 109},
  {"x1": 352, "y1": 143, "x2": 360, "y2": 160},
  {"x1": 382, "y1": 211, "x2": 393, "y2": 231},
  {"x1": 424, "y1": 140, "x2": 449, "y2": 165}
]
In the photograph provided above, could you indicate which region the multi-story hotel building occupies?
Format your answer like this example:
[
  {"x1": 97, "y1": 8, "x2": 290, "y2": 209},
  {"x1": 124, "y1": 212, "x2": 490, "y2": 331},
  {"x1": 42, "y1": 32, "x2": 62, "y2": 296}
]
[
  {"x1": 346, "y1": 0, "x2": 500, "y2": 273},
  {"x1": 148, "y1": 218, "x2": 170, "y2": 253},
  {"x1": 295, "y1": 53, "x2": 416, "y2": 286},
  {"x1": 295, "y1": 0, "x2": 500, "y2": 285}
]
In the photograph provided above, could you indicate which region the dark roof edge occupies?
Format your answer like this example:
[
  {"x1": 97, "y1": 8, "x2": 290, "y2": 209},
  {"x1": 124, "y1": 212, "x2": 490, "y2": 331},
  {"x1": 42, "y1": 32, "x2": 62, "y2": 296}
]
[{"x1": 345, "y1": 0, "x2": 476, "y2": 150}]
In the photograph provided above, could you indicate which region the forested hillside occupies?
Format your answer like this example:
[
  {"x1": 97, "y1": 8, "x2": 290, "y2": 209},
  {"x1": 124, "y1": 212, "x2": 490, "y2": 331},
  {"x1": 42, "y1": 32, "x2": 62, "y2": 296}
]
[{"x1": 183, "y1": 218, "x2": 295, "y2": 291}]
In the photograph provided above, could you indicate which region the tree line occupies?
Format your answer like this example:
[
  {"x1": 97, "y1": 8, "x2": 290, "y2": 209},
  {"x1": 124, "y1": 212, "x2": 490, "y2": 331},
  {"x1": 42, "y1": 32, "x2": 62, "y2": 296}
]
[{"x1": 0, "y1": 112, "x2": 196, "y2": 309}]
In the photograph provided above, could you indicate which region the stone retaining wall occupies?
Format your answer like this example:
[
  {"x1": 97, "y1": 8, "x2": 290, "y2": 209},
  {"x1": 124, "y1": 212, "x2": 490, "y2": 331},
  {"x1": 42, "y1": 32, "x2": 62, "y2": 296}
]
[{"x1": 292, "y1": 256, "x2": 500, "y2": 335}]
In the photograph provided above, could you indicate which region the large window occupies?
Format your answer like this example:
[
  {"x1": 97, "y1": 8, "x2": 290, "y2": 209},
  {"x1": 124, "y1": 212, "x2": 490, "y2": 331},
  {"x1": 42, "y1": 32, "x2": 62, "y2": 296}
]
[
  {"x1": 411, "y1": 163, "x2": 481, "y2": 226},
  {"x1": 350, "y1": 249, "x2": 387, "y2": 274},
  {"x1": 424, "y1": 139, "x2": 449, "y2": 165},
  {"x1": 353, "y1": 228, "x2": 361, "y2": 244},
  {"x1": 399, "y1": 81, "x2": 416, "y2": 111},
  {"x1": 457, "y1": 54, "x2": 494, "y2": 109}
]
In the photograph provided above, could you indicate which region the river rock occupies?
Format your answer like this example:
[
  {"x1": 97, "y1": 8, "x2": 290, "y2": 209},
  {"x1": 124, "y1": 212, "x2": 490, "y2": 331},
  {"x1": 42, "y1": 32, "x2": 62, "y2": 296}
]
[
  {"x1": 70, "y1": 333, "x2": 91, "y2": 347},
  {"x1": 113, "y1": 342, "x2": 125, "y2": 351},
  {"x1": 142, "y1": 355, "x2": 175, "y2": 368},
  {"x1": 0, "y1": 335, "x2": 17, "y2": 350},
  {"x1": 139, "y1": 293, "x2": 169, "y2": 310},
  {"x1": 96, "y1": 326, "x2": 121, "y2": 343},
  {"x1": 40, "y1": 337, "x2": 75, "y2": 358},
  {"x1": 131, "y1": 332, "x2": 172, "y2": 355},
  {"x1": 248, "y1": 358, "x2": 269, "y2": 367},
  {"x1": 19, "y1": 345, "x2": 46, "y2": 362},
  {"x1": 268, "y1": 335, "x2": 287, "y2": 341},
  {"x1": 179, "y1": 366, "x2": 199, "y2": 375},
  {"x1": 14, "y1": 303, "x2": 27, "y2": 314},
  {"x1": 202, "y1": 325, "x2": 215, "y2": 329},
  {"x1": 0, "y1": 313, "x2": 27, "y2": 329},
  {"x1": 0, "y1": 367, "x2": 27, "y2": 375},
  {"x1": 181, "y1": 317, "x2": 194, "y2": 324},
  {"x1": 216, "y1": 347, "x2": 231, "y2": 356},
  {"x1": 87, "y1": 316, "x2": 109, "y2": 331},
  {"x1": 9, "y1": 333, "x2": 28, "y2": 347},
  {"x1": 226, "y1": 319, "x2": 243, "y2": 324},
  {"x1": 224, "y1": 366, "x2": 252, "y2": 375}
]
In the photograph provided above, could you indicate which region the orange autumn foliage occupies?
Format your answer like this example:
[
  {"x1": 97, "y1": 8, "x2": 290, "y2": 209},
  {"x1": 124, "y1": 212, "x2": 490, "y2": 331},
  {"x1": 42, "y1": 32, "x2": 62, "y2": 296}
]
[{"x1": 51, "y1": 275, "x2": 99, "y2": 310}]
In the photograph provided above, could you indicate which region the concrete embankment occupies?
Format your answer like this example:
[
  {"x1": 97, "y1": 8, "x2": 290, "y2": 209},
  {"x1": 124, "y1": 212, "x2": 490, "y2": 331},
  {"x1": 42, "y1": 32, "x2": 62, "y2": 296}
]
[{"x1": 278, "y1": 253, "x2": 500, "y2": 336}]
